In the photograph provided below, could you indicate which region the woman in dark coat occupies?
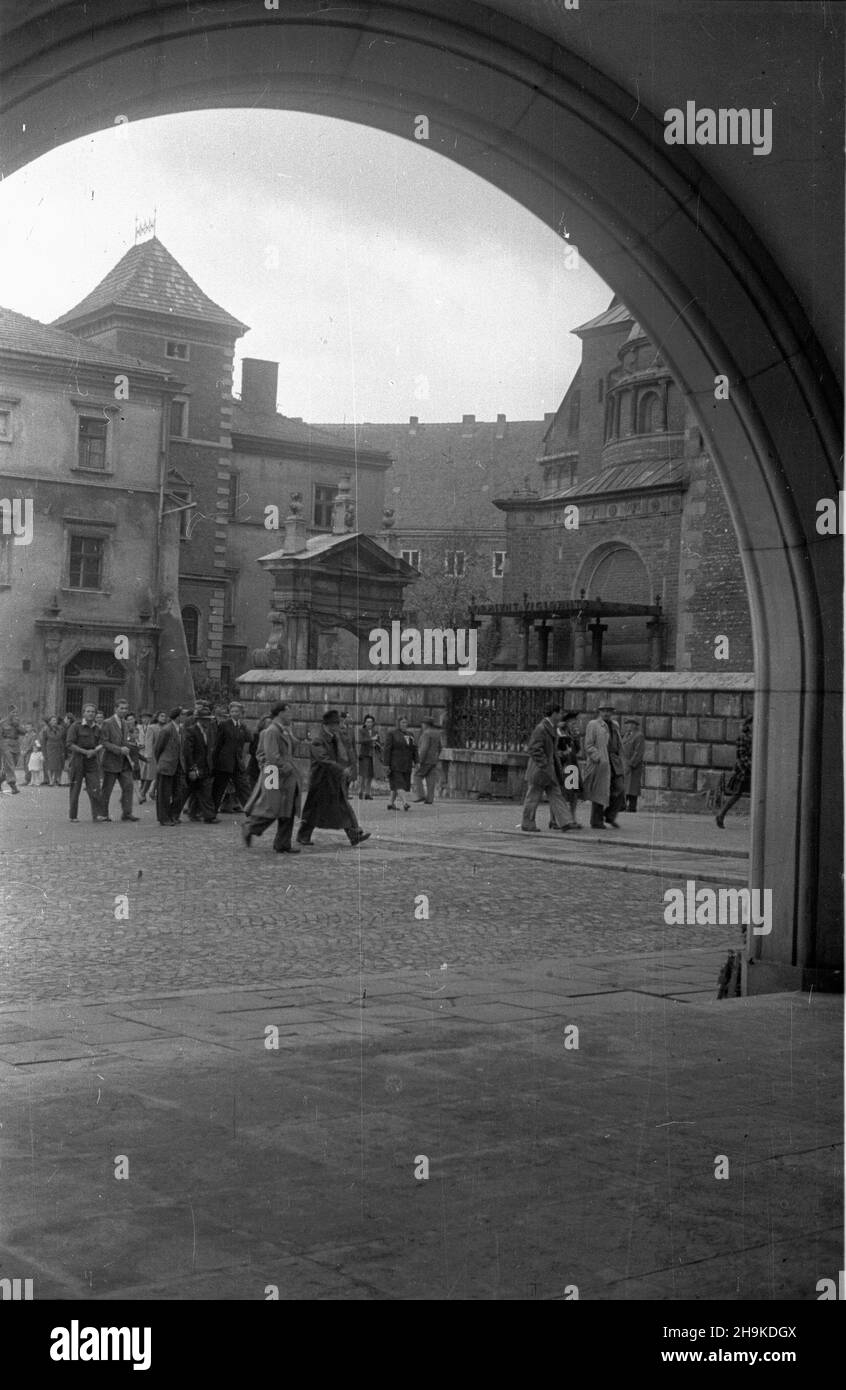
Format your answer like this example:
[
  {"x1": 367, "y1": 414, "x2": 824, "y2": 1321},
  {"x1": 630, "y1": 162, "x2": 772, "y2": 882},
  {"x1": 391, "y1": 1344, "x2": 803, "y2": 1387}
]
[
  {"x1": 382, "y1": 715, "x2": 417, "y2": 811},
  {"x1": 357, "y1": 714, "x2": 381, "y2": 800},
  {"x1": 41, "y1": 716, "x2": 67, "y2": 786}
]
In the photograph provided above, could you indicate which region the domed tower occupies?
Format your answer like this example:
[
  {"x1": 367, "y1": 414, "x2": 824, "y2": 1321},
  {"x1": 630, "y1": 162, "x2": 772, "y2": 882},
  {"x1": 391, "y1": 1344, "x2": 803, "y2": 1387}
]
[{"x1": 601, "y1": 320, "x2": 686, "y2": 471}]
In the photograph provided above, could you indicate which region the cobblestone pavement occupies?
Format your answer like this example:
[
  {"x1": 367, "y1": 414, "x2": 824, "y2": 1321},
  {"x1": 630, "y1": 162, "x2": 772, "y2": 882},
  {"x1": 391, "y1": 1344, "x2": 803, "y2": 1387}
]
[
  {"x1": 0, "y1": 788, "x2": 725, "y2": 1005},
  {"x1": 0, "y1": 787, "x2": 839, "y2": 1304}
]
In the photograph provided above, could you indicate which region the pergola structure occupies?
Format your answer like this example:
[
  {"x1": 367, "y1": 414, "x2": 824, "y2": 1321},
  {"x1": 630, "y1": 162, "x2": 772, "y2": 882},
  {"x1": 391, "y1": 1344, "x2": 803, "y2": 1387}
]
[{"x1": 469, "y1": 593, "x2": 666, "y2": 671}]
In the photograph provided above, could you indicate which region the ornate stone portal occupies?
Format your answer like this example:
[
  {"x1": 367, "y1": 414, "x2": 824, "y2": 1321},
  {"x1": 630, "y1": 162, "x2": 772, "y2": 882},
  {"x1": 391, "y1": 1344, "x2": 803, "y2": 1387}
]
[{"x1": 251, "y1": 489, "x2": 417, "y2": 670}]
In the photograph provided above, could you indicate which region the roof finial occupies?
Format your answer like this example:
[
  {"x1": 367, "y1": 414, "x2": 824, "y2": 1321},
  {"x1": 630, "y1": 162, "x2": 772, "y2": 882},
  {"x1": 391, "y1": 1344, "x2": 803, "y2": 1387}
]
[{"x1": 134, "y1": 209, "x2": 156, "y2": 243}]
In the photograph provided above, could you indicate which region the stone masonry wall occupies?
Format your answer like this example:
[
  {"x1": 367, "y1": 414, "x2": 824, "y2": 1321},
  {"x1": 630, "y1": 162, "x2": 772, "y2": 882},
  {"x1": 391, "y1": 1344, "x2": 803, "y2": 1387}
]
[{"x1": 237, "y1": 670, "x2": 754, "y2": 814}]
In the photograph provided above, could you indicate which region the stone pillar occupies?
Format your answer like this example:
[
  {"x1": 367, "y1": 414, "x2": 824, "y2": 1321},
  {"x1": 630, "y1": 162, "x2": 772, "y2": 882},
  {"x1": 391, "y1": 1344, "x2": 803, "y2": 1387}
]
[
  {"x1": 283, "y1": 493, "x2": 309, "y2": 553},
  {"x1": 588, "y1": 620, "x2": 607, "y2": 669},
  {"x1": 647, "y1": 617, "x2": 666, "y2": 670},
  {"x1": 519, "y1": 620, "x2": 530, "y2": 671},
  {"x1": 42, "y1": 631, "x2": 62, "y2": 714},
  {"x1": 535, "y1": 622, "x2": 550, "y2": 671},
  {"x1": 572, "y1": 617, "x2": 587, "y2": 671}
]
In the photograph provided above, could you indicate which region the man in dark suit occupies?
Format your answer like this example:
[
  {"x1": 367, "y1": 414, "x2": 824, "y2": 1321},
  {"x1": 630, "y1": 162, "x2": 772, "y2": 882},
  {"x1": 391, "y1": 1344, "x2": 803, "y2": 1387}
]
[
  {"x1": 211, "y1": 701, "x2": 253, "y2": 813},
  {"x1": 99, "y1": 698, "x2": 138, "y2": 822},
  {"x1": 520, "y1": 703, "x2": 571, "y2": 833},
  {"x1": 181, "y1": 700, "x2": 219, "y2": 823},
  {"x1": 153, "y1": 707, "x2": 185, "y2": 826},
  {"x1": 66, "y1": 702, "x2": 105, "y2": 821}
]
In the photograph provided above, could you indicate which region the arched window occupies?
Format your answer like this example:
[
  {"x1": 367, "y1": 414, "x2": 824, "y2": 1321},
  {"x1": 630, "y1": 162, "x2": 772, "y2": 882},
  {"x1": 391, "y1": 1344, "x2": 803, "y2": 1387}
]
[
  {"x1": 636, "y1": 391, "x2": 663, "y2": 434},
  {"x1": 182, "y1": 605, "x2": 200, "y2": 657},
  {"x1": 583, "y1": 545, "x2": 650, "y2": 604},
  {"x1": 604, "y1": 395, "x2": 615, "y2": 441}
]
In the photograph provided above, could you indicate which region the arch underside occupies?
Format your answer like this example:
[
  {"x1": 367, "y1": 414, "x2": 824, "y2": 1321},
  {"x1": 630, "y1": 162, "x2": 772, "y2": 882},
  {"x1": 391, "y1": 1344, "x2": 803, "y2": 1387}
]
[{"x1": 0, "y1": 1, "x2": 841, "y2": 987}]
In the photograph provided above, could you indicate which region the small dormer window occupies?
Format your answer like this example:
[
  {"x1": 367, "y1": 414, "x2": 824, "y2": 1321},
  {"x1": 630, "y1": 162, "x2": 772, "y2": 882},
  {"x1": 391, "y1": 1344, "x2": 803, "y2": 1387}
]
[{"x1": 165, "y1": 341, "x2": 189, "y2": 360}]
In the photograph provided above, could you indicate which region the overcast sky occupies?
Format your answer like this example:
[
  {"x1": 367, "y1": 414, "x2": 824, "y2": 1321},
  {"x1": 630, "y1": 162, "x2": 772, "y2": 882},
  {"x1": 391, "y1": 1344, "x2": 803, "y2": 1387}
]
[{"x1": 0, "y1": 109, "x2": 611, "y2": 423}]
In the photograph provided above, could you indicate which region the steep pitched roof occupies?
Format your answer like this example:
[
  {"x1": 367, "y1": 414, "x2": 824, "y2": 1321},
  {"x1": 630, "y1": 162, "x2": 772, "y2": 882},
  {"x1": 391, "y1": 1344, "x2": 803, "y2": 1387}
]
[
  {"x1": 52, "y1": 237, "x2": 248, "y2": 334},
  {"x1": 314, "y1": 418, "x2": 547, "y2": 530},
  {"x1": 0, "y1": 303, "x2": 178, "y2": 377}
]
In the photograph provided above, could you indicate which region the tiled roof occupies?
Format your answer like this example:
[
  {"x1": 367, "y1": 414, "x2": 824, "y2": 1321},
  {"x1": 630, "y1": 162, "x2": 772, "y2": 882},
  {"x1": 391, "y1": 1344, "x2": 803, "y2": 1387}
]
[
  {"x1": 232, "y1": 402, "x2": 361, "y2": 452},
  {"x1": 0, "y1": 303, "x2": 177, "y2": 376},
  {"x1": 52, "y1": 237, "x2": 248, "y2": 334},
  {"x1": 314, "y1": 418, "x2": 547, "y2": 530},
  {"x1": 571, "y1": 296, "x2": 634, "y2": 336},
  {"x1": 546, "y1": 457, "x2": 687, "y2": 500}
]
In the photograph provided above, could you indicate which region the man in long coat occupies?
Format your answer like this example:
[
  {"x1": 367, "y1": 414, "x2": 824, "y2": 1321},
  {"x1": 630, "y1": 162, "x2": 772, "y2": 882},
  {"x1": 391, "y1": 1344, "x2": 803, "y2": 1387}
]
[
  {"x1": 621, "y1": 717, "x2": 646, "y2": 812},
  {"x1": 583, "y1": 703, "x2": 625, "y2": 828},
  {"x1": 241, "y1": 702, "x2": 302, "y2": 853},
  {"x1": 520, "y1": 703, "x2": 571, "y2": 832},
  {"x1": 296, "y1": 709, "x2": 370, "y2": 848}
]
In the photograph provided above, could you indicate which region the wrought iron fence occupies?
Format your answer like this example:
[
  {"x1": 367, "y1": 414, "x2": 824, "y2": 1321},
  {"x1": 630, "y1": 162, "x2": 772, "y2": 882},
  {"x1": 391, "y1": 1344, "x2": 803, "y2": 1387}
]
[{"x1": 448, "y1": 686, "x2": 575, "y2": 752}]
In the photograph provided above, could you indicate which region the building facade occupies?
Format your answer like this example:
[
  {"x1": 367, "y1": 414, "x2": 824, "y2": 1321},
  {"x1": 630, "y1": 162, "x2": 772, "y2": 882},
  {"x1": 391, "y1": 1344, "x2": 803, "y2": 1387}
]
[
  {"x1": 0, "y1": 304, "x2": 191, "y2": 722},
  {"x1": 490, "y1": 299, "x2": 754, "y2": 672},
  {"x1": 54, "y1": 236, "x2": 392, "y2": 693},
  {"x1": 317, "y1": 414, "x2": 547, "y2": 640}
]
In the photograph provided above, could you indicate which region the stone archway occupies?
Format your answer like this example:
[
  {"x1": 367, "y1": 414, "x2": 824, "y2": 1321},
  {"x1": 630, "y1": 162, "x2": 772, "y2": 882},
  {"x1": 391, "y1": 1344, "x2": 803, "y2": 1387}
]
[
  {"x1": 576, "y1": 542, "x2": 656, "y2": 670},
  {"x1": 0, "y1": 1, "x2": 840, "y2": 991}
]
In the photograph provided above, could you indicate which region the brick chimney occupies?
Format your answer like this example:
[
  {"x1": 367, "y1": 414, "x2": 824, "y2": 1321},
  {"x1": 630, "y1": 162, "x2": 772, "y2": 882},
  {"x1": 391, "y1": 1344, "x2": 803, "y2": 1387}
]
[
  {"x1": 496, "y1": 412, "x2": 506, "y2": 439},
  {"x1": 241, "y1": 358, "x2": 279, "y2": 415}
]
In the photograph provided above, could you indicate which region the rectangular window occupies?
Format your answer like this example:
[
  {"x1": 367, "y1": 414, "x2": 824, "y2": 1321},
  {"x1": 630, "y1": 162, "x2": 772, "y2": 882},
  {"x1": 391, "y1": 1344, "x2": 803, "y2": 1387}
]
[
  {"x1": 227, "y1": 472, "x2": 239, "y2": 518},
  {"x1": 78, "y1": 417, "x2": 108, "y2": 471},
  {"x1": 444, "y1": 550, "x2": 466, "y2": 578},
  {"x1": 492, "y1": 551, "x2": 506, "y2": 578},
  {"x1": 68, "y1": 534, "x2": 104, "y2": 589},
  {"x1": 313, "y1": 484, "x2": 337, "y2": 529},
  {"x1": 165, "y1": 341, "x2": 189, "y2": 360},
  {"x1": 0, "y1": 408, "x2": 12, "y2": 441},
  {"x1": 170, "y1": 398, "x2": 189, "y2": 438},
  {"x1": 400, "y1": 549, "x2": 421, "y2": 571}
]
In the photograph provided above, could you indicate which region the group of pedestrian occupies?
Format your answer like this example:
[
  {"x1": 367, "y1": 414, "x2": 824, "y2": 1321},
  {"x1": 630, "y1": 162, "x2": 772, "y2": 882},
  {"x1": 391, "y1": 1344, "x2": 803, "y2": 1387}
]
[
  {"x1": 51, "y1": 698, "x2": 253, "y2": 826},
  {"x1": 521, "y1": 702, "x2": 645, "y2": 833}
]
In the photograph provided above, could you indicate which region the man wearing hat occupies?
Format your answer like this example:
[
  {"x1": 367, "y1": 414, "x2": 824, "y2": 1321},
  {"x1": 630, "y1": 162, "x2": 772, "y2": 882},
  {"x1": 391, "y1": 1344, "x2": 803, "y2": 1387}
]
[
  {"x1": 582, "y1": 703, "x2": 625, "y2": 828},
  {"x1": 520, "y1": 703, "x2": 571, "y2": 833},
  {"x1": 622, "y1": 716, "x2": 646, "y2": 812},
  {"x1": 296, "y1": 709, "x2": 370, "y2": 848},
  {"x1": 180, "y1": 700, "x2": 219, "y2": 823}
]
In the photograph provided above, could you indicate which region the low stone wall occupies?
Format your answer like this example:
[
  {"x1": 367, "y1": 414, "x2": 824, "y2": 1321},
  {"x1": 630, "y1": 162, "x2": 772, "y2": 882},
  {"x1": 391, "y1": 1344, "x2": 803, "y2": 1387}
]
[{"x1": 236, "y1": 669, "x2": 755, "y2": 812}]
